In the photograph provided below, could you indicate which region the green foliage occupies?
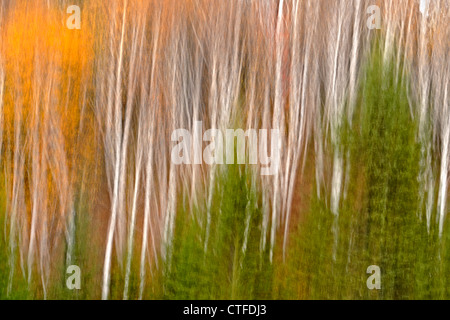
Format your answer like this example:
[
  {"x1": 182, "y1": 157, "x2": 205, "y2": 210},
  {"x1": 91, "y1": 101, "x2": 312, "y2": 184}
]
[
  {"x1": 163, "y1": 164, "x2": 273, "y2": 299},
  {"x1": 284, "y1": 41, "x2": 449, "y2": 300},
  {"x1": 0, "y1": 174, "x2": 32, "y2": 300},
  {"x1": 47, "y1": 194, "x2": 102, "y2": 300}
]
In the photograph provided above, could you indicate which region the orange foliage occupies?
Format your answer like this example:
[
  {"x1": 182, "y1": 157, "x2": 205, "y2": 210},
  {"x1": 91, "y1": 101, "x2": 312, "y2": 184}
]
[{"x1": 1, "y1": 0, "x2": 95, "y2": 260}]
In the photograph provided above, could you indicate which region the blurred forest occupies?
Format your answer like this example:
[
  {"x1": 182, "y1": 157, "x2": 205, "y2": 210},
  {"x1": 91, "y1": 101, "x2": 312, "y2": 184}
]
[{"x1": 0, "y1": 0, "x2": 448, "y2": 299}]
